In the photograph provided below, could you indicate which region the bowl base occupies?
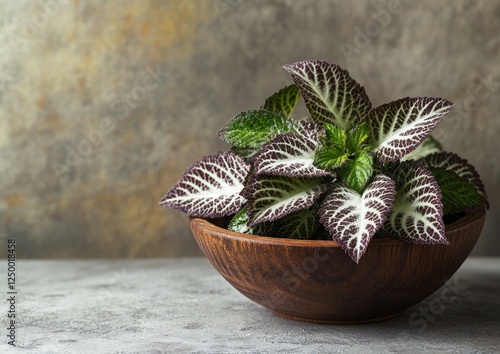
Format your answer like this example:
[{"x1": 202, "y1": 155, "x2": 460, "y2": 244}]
[{"x1": 271, "y1": 310, "x2": 401, "y2": 324}]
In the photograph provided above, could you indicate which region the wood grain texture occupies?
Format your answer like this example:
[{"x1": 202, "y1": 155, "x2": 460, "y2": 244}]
[{"x1": 190, "y1": 209, "x2": 486, "y2": 324}]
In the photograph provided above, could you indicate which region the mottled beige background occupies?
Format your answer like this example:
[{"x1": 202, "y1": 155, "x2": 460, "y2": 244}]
[{"x1": 0, "y1": 0, "x2": 499, "y2": 258}]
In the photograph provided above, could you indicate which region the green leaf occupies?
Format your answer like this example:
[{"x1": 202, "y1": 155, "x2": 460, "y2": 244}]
[
  {"x1": 346, "y1": 122, "x2": 370, "y2": 154},
  {"x1": 338, "y1": 152, "x2": 373, "y2": 194},
  {"x1": 424, "y1": 151, "x2": 489, "y2": 209},
  {"x1": 430, "y1": 167, "x2": 483, "y2": 215},
  {"x1": 228, "y1": 207, "x2": 274, "y2": 235},
  {"x1": 273, "y1": 206, "x2": 320, "y2": 239},
  {"x1": 263, "y1": 84, "x2": 301, "y2": 117},
  {"x1": 323, "y1": 123, "x2": 347, "y2": 148},
  {"x1": 402, "y1": 135, "x2": 442, "y2": 161},
  {"x1": 230, "y1": 146, "x2": 259, "y2": 162},
  {"x1": 218, "y1": 109, "x2": 293, "y2": 149},
  {"x1": 314, "y1": 145, "x2": 348, "y2": 171},
  {"x1": 313, "y1": 123, "x2": 348, "y2": 171}
]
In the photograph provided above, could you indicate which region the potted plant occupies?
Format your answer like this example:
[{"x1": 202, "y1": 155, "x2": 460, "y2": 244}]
[{"x1": 159, "y1": 60, "x2": 488, "y2": 323}]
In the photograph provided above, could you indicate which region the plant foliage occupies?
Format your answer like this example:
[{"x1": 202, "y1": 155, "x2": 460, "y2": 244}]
[{"x1": 160, "y1": 60, "x2": 488, "y2": 263}]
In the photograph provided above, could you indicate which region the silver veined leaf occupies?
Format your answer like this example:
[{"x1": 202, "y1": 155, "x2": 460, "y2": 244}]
[
  {"x1": 243, "y1": 175, "x2": 327, "y2": 226},
  {"x1": 424, "y1": 151, "x2": 489, "y2": 208},
  {"x1": 381, "y1": 161, "x2": 448, "y2": 244},
  {"x1": 283, "y1": 60, "x2": 372, "y2": 130},
  {"x1": 319, "y1": 175, "x2": 396, "y2": 263},
  {"x1": 401, "y1": 135, "x2": 442, "y2": 161},
  {"x1": 159, "y1": 152, "x2": 250, "y2": 218},
  {"x1": 253, "y1": 127, "x2": 332, "y2": 178},
  {"x1": 367, "y1": 97, "x2": 454, "y2": 163}
]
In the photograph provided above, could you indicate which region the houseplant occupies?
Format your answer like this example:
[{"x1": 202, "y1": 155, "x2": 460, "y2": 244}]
[{"x1": 160, "y1": 60, "x2": 488, "y2": 323}]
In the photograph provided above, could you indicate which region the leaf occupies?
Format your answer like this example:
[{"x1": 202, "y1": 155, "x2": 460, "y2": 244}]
[
  {"x1": 319, "y1": 175, "x2": 396, "y2": 263},
  {"x1": 346, "y1": 122, "x2": 371, "y2": 154},
  {"x1": 381, "y1": 161, "x2": 447, "y2": 244},
  {"x1": 263, "y1": 84, "x2": 301, "y2": 117},
  {"x1": 314, "y1": 145, "x2": 348, "y2": 171},
  {"x1": 313, "y1": 124, "x2": 348, "y2": 171},
  {"x1": 430, "y1": 167, "x2": 483, "y2": 215},
  {"x1": 401, "y1": 135, "x2": 442, "y2": 161},
  {"x1": 273, "y1": 206, "x2": 320, "y2": 239},
  {"x1": 228, "y1": 207, "x2": 275, "y2": 236},
  {"x1": 283, "y1": 60, "x2": 372, "y2": 130},
  {"x1": 323, "y1": 123, "x2": 347, "y2": 147},
  {"x1": 338, "y1": 152, "x2": 373, "y2": 194},
  {"x1": 243, "y1": 175, "x2": 327, "y2": 226},
  {"x1": 218, "y1": 109, "x2": 293, "y2": 149},
  {"x1": 253, "y1": 128, "x2": 333, "y2": 178},
  {"x1": 424, "y1": 151, "x2": 489, "y2": 208},
  {"x1": 230, "y1": 146, "x2": 259, "y2": 162},
  {"x1": 366, "y1": 97, "x2": 454, "y2": 163},
  {"x1": 159, "y1": 152, "x2": 250, "y2": 218}
]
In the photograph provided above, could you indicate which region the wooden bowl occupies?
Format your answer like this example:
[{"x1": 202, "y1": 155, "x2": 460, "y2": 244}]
[{"x1": 190, "y1": 209, "x2": 486, "y2": 324}]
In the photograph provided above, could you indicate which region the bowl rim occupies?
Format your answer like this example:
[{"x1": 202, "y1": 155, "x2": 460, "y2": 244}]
[{"x1": 190, "y1": 208, "x2": 486, "y2": 248}]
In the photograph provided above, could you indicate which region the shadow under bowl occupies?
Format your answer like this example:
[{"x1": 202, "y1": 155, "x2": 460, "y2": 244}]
[{"x1": 190, "y1": 209, "x2": 486, "y2": 324}]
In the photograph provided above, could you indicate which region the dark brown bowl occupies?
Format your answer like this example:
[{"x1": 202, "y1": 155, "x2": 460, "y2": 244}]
[{"x1": 190, "y1": 209, "x2": 486, "y2": 324}]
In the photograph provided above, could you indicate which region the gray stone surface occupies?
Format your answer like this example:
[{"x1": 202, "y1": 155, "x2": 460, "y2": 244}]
[
  {"x1": 0, "y1": 257, "x2": 499, "y2": 353},
  {"x1": 0, "y1": 0, "x2": 499, "y2": 258}
]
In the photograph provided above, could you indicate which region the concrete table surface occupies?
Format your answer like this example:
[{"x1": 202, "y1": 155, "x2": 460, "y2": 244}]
[{"x1": 1, "y1": 257, "x2": 499, "y2": 354}]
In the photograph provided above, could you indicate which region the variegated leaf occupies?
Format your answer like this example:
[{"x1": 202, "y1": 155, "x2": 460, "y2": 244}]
[
  {"x1": 263, "y1": 84, "x2": 301, "y2": 117},
  {"x1": 401, "y1": 135, "x2": 442, "y2": 161},
  {"x1": 381, "y1": 161, "x2": 447, "y2": 244},
  {"x1": 283, "y1": 60, "x2": 372, "y2": 130},
  {"x1": 159, "y1": 152, "x2": 249, "y2": 218},
  {"x1": 319, "y1": 175, "x2": 396, "y2": 263},
  {"x1": 253, "y1": 127, "x2": 332, "y2": 178},
  {"x1": 366, "y1": 97, "x2": 454, "y2": 163},
  {"x1": 424, "y1": 152, "x2": 489, "y2": 208},
  {"x1": 273, "y1": 205, "x2": 320, "y2": 239},
  {"x1": 244, "y1": 175, "x2": 327, "y2": 226}
]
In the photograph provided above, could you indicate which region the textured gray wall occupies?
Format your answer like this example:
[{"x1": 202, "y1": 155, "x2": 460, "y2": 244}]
[{"x1": 1, "y1": 0, "x2": 499, "y2": 258}]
